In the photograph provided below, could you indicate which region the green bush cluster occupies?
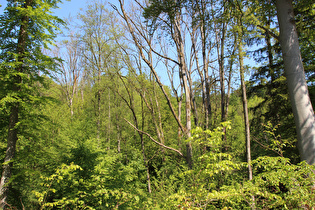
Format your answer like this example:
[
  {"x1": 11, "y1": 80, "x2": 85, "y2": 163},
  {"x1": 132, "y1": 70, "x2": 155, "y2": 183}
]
[{"x1": 30, "y1": 124, "x2": 315, "y2": 209}]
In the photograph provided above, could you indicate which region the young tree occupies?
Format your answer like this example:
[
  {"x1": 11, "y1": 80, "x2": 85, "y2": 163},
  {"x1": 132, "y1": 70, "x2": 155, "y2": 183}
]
[
  {"x1": 238, "y1": 30, "x2": 253, "y2": 181},
  {"x1": 275, "y1": 0, "x2": 315, "y2": 164},
  {"x1": 0, "y1": 0, "x2": 63, "y2": 208}
]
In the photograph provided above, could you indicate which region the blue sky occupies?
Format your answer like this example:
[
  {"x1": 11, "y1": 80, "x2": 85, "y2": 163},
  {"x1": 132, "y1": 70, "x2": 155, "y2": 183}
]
[
  {"x1": 54, "y1": 0, "x2": 87, "y2": 19},
  {"x1": 54, "y1": 0, "x2": 119, "y2": 19},
  {"x1": 0, "y1": 0, "x2": 256, "y2": 87}
]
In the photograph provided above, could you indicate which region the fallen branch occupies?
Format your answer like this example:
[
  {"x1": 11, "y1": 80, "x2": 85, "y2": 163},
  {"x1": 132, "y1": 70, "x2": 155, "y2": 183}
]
[{"x1": 124, "y1": 118, "x2": 183, "y2": 156}]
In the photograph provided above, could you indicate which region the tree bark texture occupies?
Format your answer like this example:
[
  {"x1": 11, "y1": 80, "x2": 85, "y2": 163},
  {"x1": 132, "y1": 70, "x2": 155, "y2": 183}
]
[{"x1": 276, "y1": 0, "x2": 315, "y2": 164}]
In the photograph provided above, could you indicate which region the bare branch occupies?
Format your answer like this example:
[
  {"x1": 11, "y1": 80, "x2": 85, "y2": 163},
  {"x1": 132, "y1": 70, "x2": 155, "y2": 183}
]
[
  {"x1": 124, "y1": 118, "x2": 183, "y2": 156},
  {"x1": 117, "y1": 0, "x2": 187, "y2": 135},
  {"x1": 257, "y1": 25, "x2": 279, "y2": 41}
]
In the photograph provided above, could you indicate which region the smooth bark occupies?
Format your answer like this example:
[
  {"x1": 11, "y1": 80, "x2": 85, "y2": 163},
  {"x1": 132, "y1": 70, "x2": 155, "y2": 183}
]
[{"x1": 276, "y1": 0, "x2": 315, "y2": 164}]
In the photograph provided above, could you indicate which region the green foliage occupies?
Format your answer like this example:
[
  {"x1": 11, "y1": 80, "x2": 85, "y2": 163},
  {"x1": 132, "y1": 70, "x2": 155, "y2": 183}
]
[
  {"x1": 0, "y1": 1, "x2": 67, "y2": 207},
  {"x1": 294, "y1": 0, "x2": 315, "y2": 76},
  {"x1": 155, "y1": 126, "x2": 315, "y2": 209},
  {"x1": 190, "y1": 122, "x2": 232, "y2": 154},
  {"x1": 0, "y1": 0, "x2": 64, "y2": 89},
  {"x1": 143, "y1": 0, "x2": 183, "y2": 23},
  {"x1": 259, "y1": 121, "x2": 296, "y2": 157},
  {"x1": 250, "y1": 157, "x2": 315, "y2": 209},
  {"x1": 152, "y1": 124, "x2": 242, "y2": 209},
  {"x1": 1, "y1": 0, "x2": 314, "y2": 209},
  {"x1": 33, "y1": 144, "x2": 150, "y2": 209},
  {"x1": 33, "y1": 163, "x2": 84, "y2": 209},
  {"x1": 249, "y1": 64, "x2": 299, "y2": 162},
  {"x1": 0, "y1": 0, "x2": 64, "y2": 125}
]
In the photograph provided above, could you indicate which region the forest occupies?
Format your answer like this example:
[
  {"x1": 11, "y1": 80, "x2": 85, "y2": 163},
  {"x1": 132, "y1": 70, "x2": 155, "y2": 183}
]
[{"x1": 0, "y1": 0, "x2": 315, "y2": 209}]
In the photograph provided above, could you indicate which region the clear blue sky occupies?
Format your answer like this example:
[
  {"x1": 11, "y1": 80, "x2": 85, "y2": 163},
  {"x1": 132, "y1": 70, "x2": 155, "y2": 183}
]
[
  {"x1": 54, "y1": 0, "x2": 119, "y2": 19},
  {"x1": 54, "y1": 0, "x2": 88, "y2": 19}
]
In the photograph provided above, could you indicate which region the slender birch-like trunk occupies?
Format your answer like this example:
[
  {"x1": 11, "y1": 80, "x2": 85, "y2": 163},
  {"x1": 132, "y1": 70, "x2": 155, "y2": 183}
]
[{"x1": 239, "y1": 43, "x2": 253, "y2": 181}]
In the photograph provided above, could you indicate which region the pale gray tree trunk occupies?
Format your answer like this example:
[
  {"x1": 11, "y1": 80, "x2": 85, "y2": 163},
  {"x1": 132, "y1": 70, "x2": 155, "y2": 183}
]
[
  {"x1": 173, "y1": 10, "x2": 193, "y2": 168},
  {"x1": 276, "y1": 0, "x2": 315, "y2": 164},
  {"x1": 239, "y1": 43, "x2": 253, "y2": 181}
]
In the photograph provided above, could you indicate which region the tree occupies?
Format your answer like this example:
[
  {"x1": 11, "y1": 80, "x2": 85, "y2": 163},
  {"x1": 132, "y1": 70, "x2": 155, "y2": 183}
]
[
  {"x1": 115, "y1": 0, "x2": 191, "y2": 167},
  {"x1": 143, "y1": 0, "x2": 194, "y2": 167},
  {"x1": 78, "y1": 1, "x2": 119, "y2": 144},
  {"x1": 229, "y1": 0, "x2": 253, "y2": 186},
  {"x1": 237, "y1": 22, "x2": 253, "y2": 182},
  {"x1": 275, "y1": 0, "x2": 315, "y2": 164},
  {"x1": 190, "y1": 0, "x2": 213, "y2": 129},
  {"x1": 54, "y1": 36, "x2": 82, "y2": 117},
  {"x1": 0, "y1": 0, "x2": 63, "y2": 207},
  {"x1": 246, "y1": 0, "x2": 298, "y2": 162}
]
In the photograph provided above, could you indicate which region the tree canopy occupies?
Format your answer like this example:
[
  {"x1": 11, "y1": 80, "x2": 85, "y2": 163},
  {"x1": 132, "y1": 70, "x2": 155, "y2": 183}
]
[{"x1": 0, "y1": 0, "x2": 314, "y2": 209}]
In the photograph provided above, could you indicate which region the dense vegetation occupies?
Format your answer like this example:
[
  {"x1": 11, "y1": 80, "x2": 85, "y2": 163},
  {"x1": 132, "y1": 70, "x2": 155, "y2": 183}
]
[{"x1": 0, "y1": 0, "x2": 314, "y2": 209}]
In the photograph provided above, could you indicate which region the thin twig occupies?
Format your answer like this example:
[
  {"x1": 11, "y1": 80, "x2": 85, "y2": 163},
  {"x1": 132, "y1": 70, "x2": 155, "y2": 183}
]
[{"x1": 124, "y1": 118, "x2": 183, "y2": 156}]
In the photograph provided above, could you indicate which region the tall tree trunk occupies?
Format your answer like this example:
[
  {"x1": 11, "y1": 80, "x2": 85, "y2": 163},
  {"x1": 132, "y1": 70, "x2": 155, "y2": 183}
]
[
  {"x1": 214, "y1": 1, "x2": 227, "y2": 127},
  {"x1": 199, "y1": 0, "x2": 212, "y2": 130},
  {"x1": 141, "y1": 95, "x2": 151, "y2": 193},
  {"x1": 266, "y1": 18, "x2": 275, "y2": 83},
  {"x1": 97, "y1": 88, "x2": 101, "y2": 144},
  {"x1": 239, "y1": 43, "x2": 253, "y2": 181},
  {"x1": 0, "y1": 1, "x2": 31, "y2": 208},
  {"x1": 0, "y1": 105, "x2": 19, "y2": 209},
  {"x1": 174, "y1": 14, "x2": 193, "y2": 168},
  {"x1": 97, "y1": 67, "x2": 101, "y2": 147},
  {"x1": 275, "y1": 0, "x2": 315, "y2": 164},
  {"x1": 178, "y1": 87, "x2": 183, "y2": 151},
  {"x1": 182, "y1": 57, "x2": 193, "y2": 168},
  {"x1": 108, "y1": 88, "x2": 111, "y2": 150},
  {"x1": 238, "y1": 32, "x2": 255, "y2": 210},
  {"x1": 218, "y1": 27, "x2": 226, "y2": 124},
  {"x1": 116, "y1": 114, "x2": 121, "y2": 153},
  {"x1": 215, "y1": 6, "x2": 228, "y2": 148},
  {"x1": 225, "y1": 38, "x2": 237, "y2": 124}
]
